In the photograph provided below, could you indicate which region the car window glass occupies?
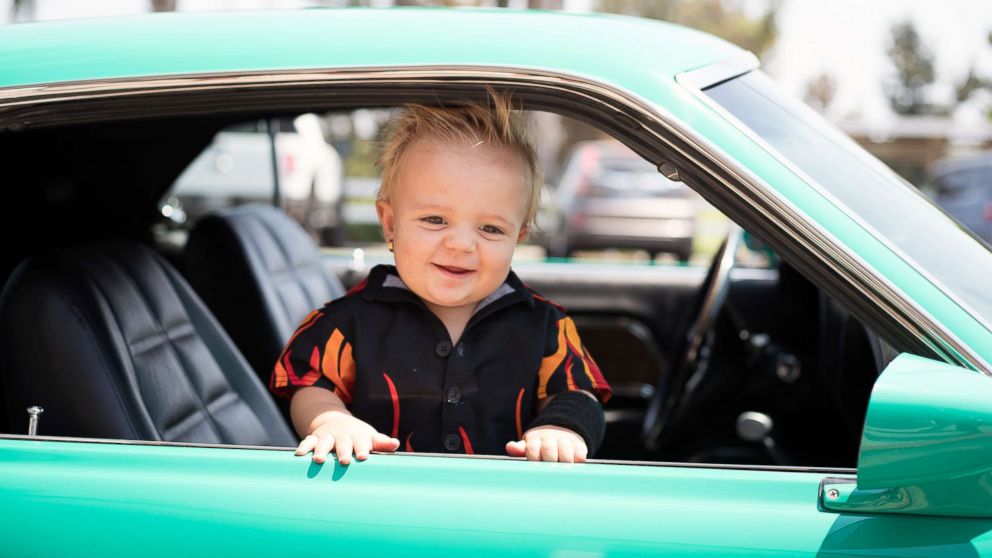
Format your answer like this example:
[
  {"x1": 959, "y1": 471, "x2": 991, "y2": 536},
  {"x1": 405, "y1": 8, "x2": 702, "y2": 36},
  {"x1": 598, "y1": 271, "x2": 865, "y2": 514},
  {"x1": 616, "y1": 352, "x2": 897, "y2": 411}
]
[
  {"x1": 705, "y1": 70, "x2": 992, "y2": 325},
  {"x1": 935, "y1": 168, "x2": 986, "y2": 199}
]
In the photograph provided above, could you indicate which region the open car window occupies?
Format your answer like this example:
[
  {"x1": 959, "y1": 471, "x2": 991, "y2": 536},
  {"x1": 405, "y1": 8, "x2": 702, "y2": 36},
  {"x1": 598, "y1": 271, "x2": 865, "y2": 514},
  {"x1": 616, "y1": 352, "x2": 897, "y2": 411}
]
[{"x1": 0, "y1": 101, "x2": 884, "y2": 470}]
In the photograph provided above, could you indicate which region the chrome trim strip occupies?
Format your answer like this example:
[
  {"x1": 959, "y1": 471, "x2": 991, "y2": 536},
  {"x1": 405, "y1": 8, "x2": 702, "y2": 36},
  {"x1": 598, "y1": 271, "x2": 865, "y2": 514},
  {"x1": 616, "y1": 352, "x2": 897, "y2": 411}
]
[
  {"x1": 0, "y1": 434, "x2": 853, "y2": 474},
  {"x1": 678, "y1": 63, "x2": 987, "y2": 372},
  {"x1": 0, "y1": 63, "x2": 982, "y2": 372},
  {"x1": 0, "y1": 66, "x2": 601, "y2": 106},
  {"x1": 677, "y1": 51, "x2": 759, "y2": 90}
]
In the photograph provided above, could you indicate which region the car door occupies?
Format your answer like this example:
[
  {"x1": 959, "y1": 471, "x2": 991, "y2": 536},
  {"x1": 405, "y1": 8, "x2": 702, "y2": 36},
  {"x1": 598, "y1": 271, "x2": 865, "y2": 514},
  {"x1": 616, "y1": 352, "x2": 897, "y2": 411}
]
[{"x1": 4, "y1": 352, "x2": 992, "y2": 558}]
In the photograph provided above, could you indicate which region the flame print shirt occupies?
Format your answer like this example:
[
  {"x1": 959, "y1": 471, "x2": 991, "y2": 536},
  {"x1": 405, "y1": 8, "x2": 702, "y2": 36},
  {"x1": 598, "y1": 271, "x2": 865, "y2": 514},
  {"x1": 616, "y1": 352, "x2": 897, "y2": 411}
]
[{"x1": 271, "y1": 264, "x2": 611, "y2": 455}]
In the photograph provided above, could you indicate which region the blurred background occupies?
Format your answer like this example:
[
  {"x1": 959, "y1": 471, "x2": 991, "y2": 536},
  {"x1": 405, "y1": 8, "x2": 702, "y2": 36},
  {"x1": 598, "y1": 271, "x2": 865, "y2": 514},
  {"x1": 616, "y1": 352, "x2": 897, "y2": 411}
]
[{"x1": 7, "y1": 0, "x2": 992, "y2": 263}]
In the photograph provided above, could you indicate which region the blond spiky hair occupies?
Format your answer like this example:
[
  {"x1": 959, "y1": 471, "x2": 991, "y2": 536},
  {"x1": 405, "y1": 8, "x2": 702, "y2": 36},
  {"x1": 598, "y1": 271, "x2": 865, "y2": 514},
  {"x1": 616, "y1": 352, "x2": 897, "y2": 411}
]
[{"x1": 376, "y1": 92, "x2": 541, "y2": 228}]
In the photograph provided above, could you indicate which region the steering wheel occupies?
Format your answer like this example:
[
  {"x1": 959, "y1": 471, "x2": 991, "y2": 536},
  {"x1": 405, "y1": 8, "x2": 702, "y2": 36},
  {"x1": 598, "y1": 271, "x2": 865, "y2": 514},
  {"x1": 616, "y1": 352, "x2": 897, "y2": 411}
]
[{"x1": 643, "y1": 224, "x2": 743, "y2": 451}]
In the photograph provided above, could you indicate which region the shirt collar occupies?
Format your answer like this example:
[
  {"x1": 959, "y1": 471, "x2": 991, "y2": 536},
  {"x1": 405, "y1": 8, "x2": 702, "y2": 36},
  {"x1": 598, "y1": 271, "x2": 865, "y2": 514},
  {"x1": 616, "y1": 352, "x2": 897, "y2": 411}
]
[{"x1": 361, "y1": 264, "x2": 535, "y2": 314}]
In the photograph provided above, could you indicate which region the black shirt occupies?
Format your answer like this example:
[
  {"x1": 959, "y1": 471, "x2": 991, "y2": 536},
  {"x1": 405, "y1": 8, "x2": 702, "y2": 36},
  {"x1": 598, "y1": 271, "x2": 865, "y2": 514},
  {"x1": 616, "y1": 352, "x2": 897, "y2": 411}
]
[{"x1": 271, "y1": 264, "x2": 611, "y2": 455}]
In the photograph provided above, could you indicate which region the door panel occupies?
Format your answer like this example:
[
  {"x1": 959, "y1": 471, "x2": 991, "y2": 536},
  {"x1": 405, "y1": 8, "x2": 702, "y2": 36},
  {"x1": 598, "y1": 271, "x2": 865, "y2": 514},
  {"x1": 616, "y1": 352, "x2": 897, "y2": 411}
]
[
  {"x1": 0, "y1": 437, "x2": 860, "y2": 557},
  {"x1": 2, "y1": 437, "x2": 988, "y2": 556}
]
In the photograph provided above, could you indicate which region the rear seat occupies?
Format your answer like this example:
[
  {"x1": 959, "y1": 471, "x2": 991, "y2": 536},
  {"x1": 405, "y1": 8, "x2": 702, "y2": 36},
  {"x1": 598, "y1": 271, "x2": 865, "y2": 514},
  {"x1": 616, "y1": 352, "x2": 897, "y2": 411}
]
[{"x1": 184, "y1": 204, "x2": 345, "y2": 392}]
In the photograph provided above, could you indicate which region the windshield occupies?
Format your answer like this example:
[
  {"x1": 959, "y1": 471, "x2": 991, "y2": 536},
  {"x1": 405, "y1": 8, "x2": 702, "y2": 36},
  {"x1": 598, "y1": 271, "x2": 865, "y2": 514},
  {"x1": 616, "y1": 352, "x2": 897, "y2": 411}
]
[{"x1": 704, "y1": 70, "x2": 992, "y2": 328}]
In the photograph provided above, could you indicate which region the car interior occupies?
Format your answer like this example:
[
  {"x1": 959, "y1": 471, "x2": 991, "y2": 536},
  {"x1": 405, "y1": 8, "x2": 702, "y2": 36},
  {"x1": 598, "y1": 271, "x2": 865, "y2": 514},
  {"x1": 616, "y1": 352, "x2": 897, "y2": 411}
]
[{"x1": 0, "y1": 100, "x2": 890, "y2": 470}]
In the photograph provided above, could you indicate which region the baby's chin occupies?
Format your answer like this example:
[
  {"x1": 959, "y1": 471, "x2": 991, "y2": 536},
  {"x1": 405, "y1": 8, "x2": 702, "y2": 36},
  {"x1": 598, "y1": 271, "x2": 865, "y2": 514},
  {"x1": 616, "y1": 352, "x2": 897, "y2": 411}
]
[{"x1": 419, "y1": 291, "x2": 481, "y2": 312}]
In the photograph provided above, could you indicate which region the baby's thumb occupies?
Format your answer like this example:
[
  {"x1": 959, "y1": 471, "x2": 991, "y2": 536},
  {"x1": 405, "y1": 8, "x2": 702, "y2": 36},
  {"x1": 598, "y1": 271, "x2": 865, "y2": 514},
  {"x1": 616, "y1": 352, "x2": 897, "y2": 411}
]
[
  {"x1": 505, "y1": 440, "x2": 526, "y2": 457},
  {"x1": 372, "y1": 433, "x2": 400, "y2": 452}
]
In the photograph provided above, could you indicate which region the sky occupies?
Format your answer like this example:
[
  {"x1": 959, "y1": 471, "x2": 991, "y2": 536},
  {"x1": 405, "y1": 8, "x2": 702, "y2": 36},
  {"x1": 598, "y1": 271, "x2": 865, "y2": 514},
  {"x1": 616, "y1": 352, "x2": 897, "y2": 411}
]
[
  {"x1": 767, "y1": 0, "x2": 992, "y2": 130},
  {"x1": 3, "y1": 0, "x2": 991, "y2": 129}
]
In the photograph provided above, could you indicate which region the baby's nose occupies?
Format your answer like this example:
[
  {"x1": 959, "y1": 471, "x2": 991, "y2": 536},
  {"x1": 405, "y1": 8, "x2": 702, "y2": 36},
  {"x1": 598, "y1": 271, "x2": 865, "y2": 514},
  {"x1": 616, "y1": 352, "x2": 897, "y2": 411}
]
[{"x1": 444, "y1": 227, "x2": 477, "y2": 252}]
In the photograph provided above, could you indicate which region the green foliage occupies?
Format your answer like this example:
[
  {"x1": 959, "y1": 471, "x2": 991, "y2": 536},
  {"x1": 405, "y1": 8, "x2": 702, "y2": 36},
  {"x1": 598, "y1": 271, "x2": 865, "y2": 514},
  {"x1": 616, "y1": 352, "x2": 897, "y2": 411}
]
[
  {"x1": 597, "y1": 0, "x2": 779, "y2": 58},
  {"x1": 344, "y1": 140, "x2": 381, "y2": 178},
  {"x1": 804, "y1": 73, "x2": 836, "y2": 113},
  {"x1": 885, "y1": 21, "x2": 937, "y2": 115}
]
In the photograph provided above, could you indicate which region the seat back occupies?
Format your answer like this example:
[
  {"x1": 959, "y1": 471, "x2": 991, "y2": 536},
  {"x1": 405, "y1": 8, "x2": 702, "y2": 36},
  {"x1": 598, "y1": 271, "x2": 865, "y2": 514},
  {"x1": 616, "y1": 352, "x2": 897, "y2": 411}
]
[
  {"x1": 0, "y1": 241, "x2": 295, "y2": 446},
  {"x1": 184, "y1": 204, "x2": 345, "y2": 386}
]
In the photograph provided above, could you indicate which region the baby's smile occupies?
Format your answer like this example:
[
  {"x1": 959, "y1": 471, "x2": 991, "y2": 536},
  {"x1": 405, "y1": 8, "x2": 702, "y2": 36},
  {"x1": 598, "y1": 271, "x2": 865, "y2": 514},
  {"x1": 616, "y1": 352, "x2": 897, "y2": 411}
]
[{"x1": 433, "y1": 263, "x2": 476, "y2": 277}]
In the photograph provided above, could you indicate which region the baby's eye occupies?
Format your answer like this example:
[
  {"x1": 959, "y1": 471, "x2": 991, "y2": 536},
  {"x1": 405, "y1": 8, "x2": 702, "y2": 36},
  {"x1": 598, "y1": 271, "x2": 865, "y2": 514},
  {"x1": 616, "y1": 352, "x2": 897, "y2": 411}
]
[
  {"x1": 420, "y1": 216, "x2": 446, "y2": 226},
  {"x1": 480, "y1": 224, "x2": 506, "y2": 235}
]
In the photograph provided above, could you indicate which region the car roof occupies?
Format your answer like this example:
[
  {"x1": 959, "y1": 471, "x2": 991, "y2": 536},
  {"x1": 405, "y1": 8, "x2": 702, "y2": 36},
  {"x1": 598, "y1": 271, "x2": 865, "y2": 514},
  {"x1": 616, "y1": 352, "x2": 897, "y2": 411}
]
[{"x1": 0, "y1": 8, "x2": 744, "y2": 90}]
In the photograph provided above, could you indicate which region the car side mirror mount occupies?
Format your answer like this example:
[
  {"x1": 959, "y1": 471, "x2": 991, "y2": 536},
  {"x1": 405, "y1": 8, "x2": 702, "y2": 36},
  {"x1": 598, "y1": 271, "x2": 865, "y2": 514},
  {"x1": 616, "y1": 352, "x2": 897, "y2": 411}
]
[{"x1": 820, "y1": 353, "x2": 992, "y2": 518}]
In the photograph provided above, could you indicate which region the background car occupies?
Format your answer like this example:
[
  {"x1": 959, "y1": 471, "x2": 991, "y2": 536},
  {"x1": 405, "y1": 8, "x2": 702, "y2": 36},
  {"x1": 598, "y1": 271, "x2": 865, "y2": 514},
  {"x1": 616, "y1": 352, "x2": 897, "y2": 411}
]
[
  {"x1": 2, "y1": 8, "x2": 992, "y2": 556},
  {"x1": 550, "y1": 140, "x2": 699, "y2": 261},
  {"x1": 927, "y1": 151, "x2": 992, "y2": 245},
  {"x1": 166, "y1": 113, "x2": 345, "y2": 245}
]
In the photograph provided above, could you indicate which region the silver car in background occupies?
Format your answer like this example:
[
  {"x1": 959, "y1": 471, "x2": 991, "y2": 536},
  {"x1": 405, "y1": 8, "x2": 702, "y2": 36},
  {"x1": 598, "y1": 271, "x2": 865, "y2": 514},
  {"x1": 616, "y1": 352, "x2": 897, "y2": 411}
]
[{"x1": 549, "y1": 140, "x2": 698, "y2": 261}]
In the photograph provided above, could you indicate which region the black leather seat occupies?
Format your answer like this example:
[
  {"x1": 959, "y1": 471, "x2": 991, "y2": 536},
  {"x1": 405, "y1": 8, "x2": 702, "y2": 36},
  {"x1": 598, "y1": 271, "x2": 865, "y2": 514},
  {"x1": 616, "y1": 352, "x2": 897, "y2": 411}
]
[
  {"x1": 184, "y1": 204, "x2": 345, "y2": 388},
  {"x1": 0, "y1": 241, "x2": 296, "y2": 446}
]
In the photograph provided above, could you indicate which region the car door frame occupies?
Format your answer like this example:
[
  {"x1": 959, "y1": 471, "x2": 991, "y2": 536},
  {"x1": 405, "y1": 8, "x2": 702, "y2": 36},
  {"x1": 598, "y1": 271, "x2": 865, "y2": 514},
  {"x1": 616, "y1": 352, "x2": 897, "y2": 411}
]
[{"x1": 2, "y1": 63, "x2": 990, "y2": 556}]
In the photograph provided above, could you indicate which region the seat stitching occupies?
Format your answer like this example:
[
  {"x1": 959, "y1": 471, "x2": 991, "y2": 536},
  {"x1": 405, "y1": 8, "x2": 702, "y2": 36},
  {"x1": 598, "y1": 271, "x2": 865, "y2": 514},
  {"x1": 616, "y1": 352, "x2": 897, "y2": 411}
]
[
  {"x1": 113, "y1": 248, "x2": 225, "y2": 442},
  {"x1": 162, "y1": 407, "x2": 213, "y2": 442},
  {"x1": 237, "y1": 214, "x2": 293, "y2": 330},
  {"x1": 129, "y1": 322, "x2": 196, "y2": 356},
  {"x1": 252, "y1": 212, "x2": 306, "y2": 325}
]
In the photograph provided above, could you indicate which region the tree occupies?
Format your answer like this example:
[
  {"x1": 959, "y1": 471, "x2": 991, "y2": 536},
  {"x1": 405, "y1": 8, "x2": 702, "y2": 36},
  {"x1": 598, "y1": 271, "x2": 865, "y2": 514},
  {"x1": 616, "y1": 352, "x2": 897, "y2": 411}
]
[
  {"x1": 804, "y1": 73, "x2": 836, "y2": 113},
  {"x1": 596, "y1": 0, "x2": 780, "y2": 59},
  {"x1": 885, "y1": 21, "x2": 937, "y2": 116},
  {"x1": 954, "y1": 66, "x2": 988, "y2": 105},
  {"x1": 150, "y1": 0, "x2": 176, "y2": 11},
  {"x1": 11, "y1": 0, "x2": 35, "y2": 22}
]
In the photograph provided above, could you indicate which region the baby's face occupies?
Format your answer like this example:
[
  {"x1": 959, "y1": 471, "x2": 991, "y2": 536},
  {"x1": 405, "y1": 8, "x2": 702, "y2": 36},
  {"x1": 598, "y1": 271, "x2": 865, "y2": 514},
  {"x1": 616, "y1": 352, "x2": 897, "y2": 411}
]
[{"x1": 377, "y1": 136, "x2": 529, "y2": 315}]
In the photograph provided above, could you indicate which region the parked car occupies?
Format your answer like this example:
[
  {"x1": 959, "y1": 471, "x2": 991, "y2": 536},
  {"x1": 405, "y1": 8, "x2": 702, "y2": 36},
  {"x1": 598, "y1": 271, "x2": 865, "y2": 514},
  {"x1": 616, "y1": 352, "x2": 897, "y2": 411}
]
[
  {"x1": 2, "y1": 8, "x2": 992, "y2": 556},
  {"x1": 927, "y1": 151, "x2": 992, "y2": 245},
  {"x1": 167, "y1": 113, "x2": 345, "y2": 245},
  {"x1": 550, "y1": 140, "x2": 698, "y2": 261}
]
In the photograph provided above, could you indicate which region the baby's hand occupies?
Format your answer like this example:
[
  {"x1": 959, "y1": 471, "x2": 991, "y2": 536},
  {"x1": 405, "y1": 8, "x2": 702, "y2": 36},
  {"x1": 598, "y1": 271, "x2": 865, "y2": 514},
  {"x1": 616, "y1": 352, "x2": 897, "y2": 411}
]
[
  {"x1": 505, "y1": 425, "x2": 588, "y2": 463},
  {"x1": 296, "y1": 411, "x2": 399, "y2": 465}
]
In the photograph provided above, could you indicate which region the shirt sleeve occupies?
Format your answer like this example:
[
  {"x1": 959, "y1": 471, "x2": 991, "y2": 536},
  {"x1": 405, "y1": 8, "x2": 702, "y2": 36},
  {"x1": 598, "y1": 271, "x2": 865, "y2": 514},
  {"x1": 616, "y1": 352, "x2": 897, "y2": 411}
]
[
  {"x1": 536, "y1": 313, "x2": 611, "y2": 403},
  {"x1": 269, "y1": 308, "x2": 357, "y2": 404}
]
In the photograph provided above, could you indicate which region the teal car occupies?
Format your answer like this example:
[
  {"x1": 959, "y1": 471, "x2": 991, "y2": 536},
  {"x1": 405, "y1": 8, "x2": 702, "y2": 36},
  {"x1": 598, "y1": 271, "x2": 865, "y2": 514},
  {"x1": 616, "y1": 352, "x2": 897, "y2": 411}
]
[{"x1": 2, "y1": 8, "x2": 992, "y2": 557}]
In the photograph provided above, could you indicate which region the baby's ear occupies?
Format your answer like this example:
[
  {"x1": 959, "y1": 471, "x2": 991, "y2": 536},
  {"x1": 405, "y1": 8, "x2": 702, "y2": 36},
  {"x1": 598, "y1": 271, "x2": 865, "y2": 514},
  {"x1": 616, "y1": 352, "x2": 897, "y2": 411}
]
[
  {"x1": 516, "y1": 225, "x2": 529, "y2": 243},
  {"x1": 376, "y1": 200, "x2": 395, "y2": 239}
]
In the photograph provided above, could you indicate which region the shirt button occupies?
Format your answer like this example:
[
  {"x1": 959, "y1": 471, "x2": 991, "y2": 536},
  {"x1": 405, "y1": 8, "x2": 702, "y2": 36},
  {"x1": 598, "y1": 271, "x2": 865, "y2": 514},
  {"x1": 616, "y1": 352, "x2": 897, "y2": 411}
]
[
  {"x1": 443, "y1": 433, "x2": 461, "y2": 451},
  {"x1": 435, "y1": 340, "x2": 453, "y2": 357},
  {"x1": 445, "y1": 386, "x2": 462, "y2": 404}
]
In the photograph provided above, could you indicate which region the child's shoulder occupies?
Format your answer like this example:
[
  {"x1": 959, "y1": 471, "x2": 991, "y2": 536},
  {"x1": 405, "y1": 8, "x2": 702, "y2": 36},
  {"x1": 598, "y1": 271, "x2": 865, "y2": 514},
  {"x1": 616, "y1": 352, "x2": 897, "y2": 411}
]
[
  {"x1": 522, "y1": 283, "x2": 569, "y2": 317},
  {"x1": 320, "y1": 280, "x2": 371, "y2": 312}
]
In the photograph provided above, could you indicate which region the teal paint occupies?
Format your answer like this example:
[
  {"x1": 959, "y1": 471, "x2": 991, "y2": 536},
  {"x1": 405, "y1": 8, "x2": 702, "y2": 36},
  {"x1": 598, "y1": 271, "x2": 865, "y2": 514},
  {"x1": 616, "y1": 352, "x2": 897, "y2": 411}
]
[{"x1": 823, "y1": 354, "x2": 992, "y2": 518}]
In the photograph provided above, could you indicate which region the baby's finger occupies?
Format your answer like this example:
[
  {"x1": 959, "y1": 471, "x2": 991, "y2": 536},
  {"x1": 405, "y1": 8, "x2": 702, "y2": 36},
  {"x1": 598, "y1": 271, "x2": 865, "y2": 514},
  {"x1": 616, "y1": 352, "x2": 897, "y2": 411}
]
[
  {"x1": 524, "y1": 435, "x2": 542, "y2": 461},
  {"x1": 312, "y1": 434, "x2": 335, "y2": 464},
  {"x1": 353, "y1": 435, "x2": 372, "y2": 461},
  {"x1": 558, "y1": 437, "x2": 575, "y2": 463},
  {"x1": 540, "y1": 437, "x2": 559, "y2": 462},
  {"x1": 295, "y1": 434, "x2": 318, "y2": 456},
  {"x1": 372, "y1": 433, "x2": 401, "y2": 453},
  {"x1": 336, "y1": 436, "x2": 354, "y2": 466},
  {"x1": 505, "y1": 440, "x2": 526, "y2": 457},
  {"x1": 575, "y1": 441, "x2": 588, "y2": 463}
]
